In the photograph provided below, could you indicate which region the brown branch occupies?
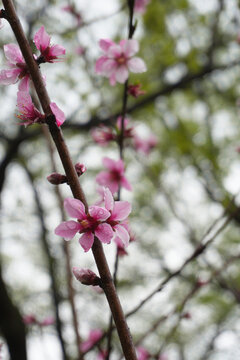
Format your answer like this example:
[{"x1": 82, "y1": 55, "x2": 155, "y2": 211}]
[{"x1": 2, "y1": 1, "x2": 137, "y2": 359}]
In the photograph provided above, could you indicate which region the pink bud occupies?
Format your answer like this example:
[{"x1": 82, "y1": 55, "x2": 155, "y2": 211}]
[
  {"x1": 196, "y1": 279, "x2": 208, "y2": 287},
  {"x1": 47, "y1": 172, "x2": 67, "y2": 185},
  {"x1": 127, "y1": 83, "x2": 146, "y2": 98},
  {"x1": 75, "y1": 163, "x2": 86, "y2": 176},
  {"x1": 72, "y1": 267, "x2": 100, "y2": 286}
]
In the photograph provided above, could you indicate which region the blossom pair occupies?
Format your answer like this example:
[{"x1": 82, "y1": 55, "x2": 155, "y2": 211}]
[
  {"x1": 55, "y1": 188, "x2": 131, "y2": 252},
  {"x1": 0, "y1": 26, "x2": 66, "y2": 127}
]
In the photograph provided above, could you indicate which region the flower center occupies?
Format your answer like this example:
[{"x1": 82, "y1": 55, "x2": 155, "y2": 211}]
[
  {"x1": 117, "y1": 55, "x2": 126, "y2": 65},
  {"x1": 78, "y1": 215, "x2": 100, "y2": 234}
]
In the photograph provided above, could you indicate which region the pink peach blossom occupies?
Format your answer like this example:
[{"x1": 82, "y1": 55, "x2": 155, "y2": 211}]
[
  {"x1": 49, "y1": 102, "x2": 66, "y2": 127},
  {"x1": 0, "y1": 44, "x2": 30, "y2": 90},
  {"x1": 16, "y1": 91, "x2": 45, "y2": 126},
  {"x1": 55, "y1": 198, "x2": 114, "y2": 252},
  {"x1": 80, "y1": 329, "x2": 103, "y2": 352},
  {"x1": 96, "y1": 157, "x2": 132, "y2": 194},
  {"x1": 104, "y1": 187, "x2": 131, "y2": 247},
  {"x1": 134, "y1": 0, "x2": 151, "y2": 14},
  {"x1": 133, "y1": 133, "x2": 158, "y2": 155},
  {"x1": 137, "y1": 346, "x2": 150, "y2": 360},
  {"x1": 127, "y1": 83, "x2": 146, "y2": 98},
  {"x1": 95, "y1": 39, "x2": 146, "y2": 86},
  {"x1": 23, "y1": 314, "x2": 37, "y2": 325},
  {"x1": 34, "y1": 26, "x2": 66, "y2": 63}
]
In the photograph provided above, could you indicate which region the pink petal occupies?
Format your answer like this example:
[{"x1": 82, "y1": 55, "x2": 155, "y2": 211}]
[
  {"x1": 96, "y1": 171, "x2": 112, "y2": 185},
  {"x1": 64, "y1": 198, "x2": 86, "y2": 219},
  {"x1": 18, "y1": 76, "x2": 30, "y2": 91},
  {"x1": 99, "y1": 39, "x2": 115, "y2": 52},
  {"x1": 79, "y1": 231, "x2": 94, "y2": 252},
  {"x1": 95, "y1": 56, "x2": 108, "y2": 73},
  {"x1": 34, "y1": 26, "x2": 50, "y2": 52},
  {"x1": 121, "y1": 39, "x2": 139, "y2": 57},
  {"x1": 114, "y1": 224, "x2": 130, "y2": 247},
  {"x1": 104, "y1": 187, "x2": 114, "y2": 212},
  {"x1": 111, "y1": 201, "x2": 131, "y2": 221},
  {"x1": 115, "y1": 66, "x2": 129, "y2": 83},
  {"x1": 95, "y1": 223, "x2": 114, "y2": 244},
  {"x1": 109, "y1": 73, "x2": 116, "y2": 86},
  {"x1": 121, "y1": 176, "x2": 132, "y2": 191},
  {"x1": 50, "y1": 102, "x2": 66, "y2": 127},
  {"x1": 49, "y1": 44, "x2": 66, "y2": 58},
  {"x1": 114, "y1": 159, "x2": 125, "y2": 173},
  {"x1": 88, "y1": 206, "x2": 110, "y2": 221},
  {"x1": 89, "y1": 329, "x2": 103, "y2": 342},
  {"x1": 4, "y1": 44, "x2": 24, "y2": 64},
  {"x1": 55, "y1": 220, "x2": 81, "y2": 239},
  {"x1": 102, "y1": 157, "x2": 117, "y2": 170},
  {"x1": 17, "y1": 91, "x2": 34, "y2": 114},
  {"x1": 107, "y1": 44, "x2": 122, "y2": 58},
  {"x1": 0, "y1": 68, "x2": 21, "y2": 85},
  {"x1": 100, "y1": 59, "x2": 117, "y2": 76},
  {"x1": 127, "y1": 57, "x2": 147, "y2": 73}
]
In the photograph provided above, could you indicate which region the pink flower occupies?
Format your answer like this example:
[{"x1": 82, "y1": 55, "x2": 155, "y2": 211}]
[
  {"x1": 72, "y1": 267, "x2": 100, "y2": 286},
  {"x1": 0, "y1": 44, "x2": 30, "y2": 90},
  {"x1": 133, "y1": 133, "x2": 158, "y2": 155},
  {"x1": 80, "y1": 329, "x2": 103, "y2": 352},
  {"x1": 16, "y1": 91, "x2": 45, "y2": 126},
  {"x1": 34, "y1": 26, "x2": 66, "y2": 63},
  {"x1": 49, "y1": 102, "x2": 66, "y2": 127},
  {"x1": 96, "y1": 157, "x2": 132, "y2": 194},
  {"x1": 97, "y1": 350, "x2": 108, "y2": 360},
  {"x1": 95, "y1": 39, "x2": 146, "y2": 86},
  {"x1": 137, "y1": 346, "x2": 150, "y2": 360},
  {"x1": 134, "y1": 0, "x2": 151, "y2": 14},
  {"x1": 55, "y1": 198, "x2": 114, "y2": 252},
  {"x1": 104, "y1": 187, "x2": 131, "y2": 247},
  {"x1": 91, "y1": 125, "x2": 115, "y2": 146}
]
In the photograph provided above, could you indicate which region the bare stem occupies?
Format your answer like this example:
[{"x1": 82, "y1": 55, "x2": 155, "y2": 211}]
[{"x1": 2, "y1": 1, "x2": 137, "y2": 359}]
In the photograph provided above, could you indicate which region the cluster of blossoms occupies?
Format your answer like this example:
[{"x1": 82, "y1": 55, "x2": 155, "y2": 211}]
[
  {"x1": 55, "y1": 187, "x2": 131, "y2": 252},
  {"x1": 0, "y1": 26, "x2": 66, "y2": 127},
  {"x1": 92, "y1": 117, "x2": 157, "y2": 155}
]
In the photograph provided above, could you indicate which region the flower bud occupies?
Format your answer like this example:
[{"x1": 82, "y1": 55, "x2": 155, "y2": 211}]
[
  {"x1": 47, "y1": 172, "x2": 67, "y2": 185},
  {"x1": 182, "y1": 312, "x2": 191, "y2": 319},
  {"x1": 127, "y1": 83, "x2": 145, "y2": 98},
  {"x1": 75, "y1": 163, "x2": 86, "y2": 176},
  {"x1": 72, "y1": 267, "x2": 100, "y2": 286}
]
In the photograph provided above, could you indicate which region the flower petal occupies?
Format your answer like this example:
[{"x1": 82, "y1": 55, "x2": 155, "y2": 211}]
[
  {"x1": 89, "y1": 206, "x2": 110, "y2": 221},
  {"x1": 64, "y1": 198, "x2": 86, "y2": 219},
  {"x1": 115, "y1": 66, "x2": 129, "y2": 83},
  {"x1": 0, "y1": 68, "x2": 21, "y2": 85},
  {"x1": 55, "y1": 220, "x2": 81, "y2": 239},
  {"x1": 102, "y1": 157, "x2": 117, "y2": 170},
  {"x1": 34, "y1": 26, "x2": 50, "y2": 52},
  {"x1": 114, "y1": 224, "x2": 130, "y2": 247},
  {"x1": 18, "y1": 76, "x2": 30, "y2": 91},
  {"x1": 95, "y1": 223, "x2": 114, "y2": 244},
  {"x1": 127, "y1": 57, "x2": 147, "y2": 73},
  {"x1": 79, "y1": 231, "x2": 94, "y2": 252},
  {"x1": 121, "y1": 39, "x2": 139, "y2": 57},
  {"x1": 104, "y1": 187, "x2": 114, "y2": 212},
  {"x1": 50, "y1": 102, "x2": 65, "y2": 127},
  {"x1": 99, "y1": 39, "x2": 115, "y2": 52},
  {"x1": 121, "y1": 176, "x2": 132, "y2": 191},
  {"x1": 4, "y1": 44, "x2": 24, "y2": 64},
  {"x1": 111, "y1": 201, "x2": 131, "y2": 221}
]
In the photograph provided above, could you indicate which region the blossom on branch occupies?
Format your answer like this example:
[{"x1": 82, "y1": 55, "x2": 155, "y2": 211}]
[
  {"x1": 95, "y1": 39, "x2": 146, "y2": 86},
  {"x1": 136, "y1": 346, "x2": 150, "y2": 360},
  {"x1": 133, "y1": 133, "x2": 158, "y2": 155},
  {"x1": 55, "y1": 198, "x2": 114, "y2": 252},
  {"x1": 16, "y1": 91, "x2": 45, "y2": 126},
  {"x1": 96, "y1": 157, "x2": 132, "y2": 194},
  {"x1": 34, "y1": 26, "x2": 66, "y2": 63},
  {"x1": 104, "y1": 187, "x2": 131, "y2": 247},
  {"x1": 0, "y1": 44, "x2": 30, "y2": 90}
]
